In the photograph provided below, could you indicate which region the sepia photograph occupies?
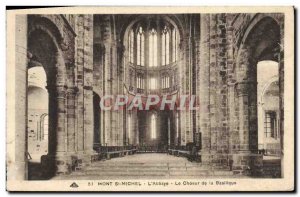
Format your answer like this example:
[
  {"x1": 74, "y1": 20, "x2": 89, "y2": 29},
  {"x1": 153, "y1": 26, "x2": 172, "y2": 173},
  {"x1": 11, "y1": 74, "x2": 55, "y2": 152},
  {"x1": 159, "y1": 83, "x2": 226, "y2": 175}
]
[{"x1": 6, "y1": 6, "x2": 294, "y2": 192}]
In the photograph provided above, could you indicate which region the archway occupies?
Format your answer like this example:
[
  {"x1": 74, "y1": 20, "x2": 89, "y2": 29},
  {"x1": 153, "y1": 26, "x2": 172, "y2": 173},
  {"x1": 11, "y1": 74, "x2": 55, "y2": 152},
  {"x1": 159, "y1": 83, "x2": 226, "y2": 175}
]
[
  {"x1": 27, "y1": 24, "x2": 66, "y2": 177},
  {"x1": 235, "y1": 16, "x2": 282, "y2": 176},
  {"x1": 257, "y1": 61, "x2": 280, "y2": 155},
  {"x1": 27, "y1": 67, "x2": 48, "y2": 163}
]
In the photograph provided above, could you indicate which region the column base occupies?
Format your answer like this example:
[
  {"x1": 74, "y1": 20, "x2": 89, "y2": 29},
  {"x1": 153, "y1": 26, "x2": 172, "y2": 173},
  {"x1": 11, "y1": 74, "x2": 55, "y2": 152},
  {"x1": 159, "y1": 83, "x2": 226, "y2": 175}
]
[
  {"x1": 232, "y1": 152, "x2": 263, "y2": 176},
  {"x1": 200, "y1": 151, "x2": 231, "y2": 170},
  {"x1": 76, "y1": 151, "x2": 95, "y2": 169},
  {"x1": 41, "y1": 153, "x2": 72, "y2": 177}
]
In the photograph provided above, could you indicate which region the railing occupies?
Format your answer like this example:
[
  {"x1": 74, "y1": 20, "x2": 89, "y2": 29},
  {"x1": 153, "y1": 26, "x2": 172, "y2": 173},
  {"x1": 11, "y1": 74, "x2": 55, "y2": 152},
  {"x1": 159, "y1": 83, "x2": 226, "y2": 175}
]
[
  {"x1": 91, "y1": 144, "x2": 137, "y2": 162},
  {"x1": 136, "y1": 145, "x2": 168, "y2": 153},
  {"x1": 168, "y1": 144, "x2": 201, "y2": 162}
]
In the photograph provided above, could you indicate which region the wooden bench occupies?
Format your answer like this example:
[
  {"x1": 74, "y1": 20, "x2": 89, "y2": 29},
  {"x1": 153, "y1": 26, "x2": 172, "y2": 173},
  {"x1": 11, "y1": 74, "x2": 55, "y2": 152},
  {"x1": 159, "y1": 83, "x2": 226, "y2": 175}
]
[
  {"x1": 104, "y1": 148, "x2": 137, "y2": 159},
  {"x1": 168, "y1": 149, "x2": 179, "y2": 156},
  {"x1": 91, "y1": 146, "x2": 137, "y2": 162},
  {"x1": 178, "y1": 150, "x2": 190, "y2": 157}
]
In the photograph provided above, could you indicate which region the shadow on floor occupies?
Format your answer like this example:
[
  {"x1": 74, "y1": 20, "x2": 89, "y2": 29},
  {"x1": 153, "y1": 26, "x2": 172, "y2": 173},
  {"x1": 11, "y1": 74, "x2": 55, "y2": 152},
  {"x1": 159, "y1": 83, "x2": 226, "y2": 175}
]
[{"x1": 28, "y1": 162, "x2": 49, "y2": 180}]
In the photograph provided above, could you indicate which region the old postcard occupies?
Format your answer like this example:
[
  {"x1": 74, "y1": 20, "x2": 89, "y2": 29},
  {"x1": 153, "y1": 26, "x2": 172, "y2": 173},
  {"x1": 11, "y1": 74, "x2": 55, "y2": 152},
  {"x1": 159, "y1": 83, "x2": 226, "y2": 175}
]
[{"x1": 6, "y1": 6, "x2": 294, "y2": 192}]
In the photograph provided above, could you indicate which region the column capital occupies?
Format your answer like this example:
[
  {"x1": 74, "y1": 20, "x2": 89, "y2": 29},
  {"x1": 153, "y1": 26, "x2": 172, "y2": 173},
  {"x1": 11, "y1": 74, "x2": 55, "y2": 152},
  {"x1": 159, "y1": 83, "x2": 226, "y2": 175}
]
[
  {"x1": 66, "y1": 86, "x2": 79, "y2": 95},
  {"x1": 235, "y1": 81, "x2": 256, "y2": 96},
  {"x1": 45, "y1": 84, "x2": 68, "y2": 96}
]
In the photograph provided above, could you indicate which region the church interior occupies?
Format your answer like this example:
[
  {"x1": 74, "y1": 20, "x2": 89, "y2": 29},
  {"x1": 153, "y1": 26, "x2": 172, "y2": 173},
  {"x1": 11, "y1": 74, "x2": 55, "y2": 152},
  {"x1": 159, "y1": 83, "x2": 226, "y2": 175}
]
[{"x1": 14, "y1": 13, "x2": 284, "y2": 180}]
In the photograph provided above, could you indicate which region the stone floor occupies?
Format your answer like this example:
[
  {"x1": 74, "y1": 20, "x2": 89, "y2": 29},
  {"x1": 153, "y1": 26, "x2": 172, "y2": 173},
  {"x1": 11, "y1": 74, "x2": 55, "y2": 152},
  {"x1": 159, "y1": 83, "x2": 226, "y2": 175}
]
[
  {"x1": 28, "y1": 153, "x2": 281, "y2": 180},
  {"x1": 53, "y1": 153, "x2": 237, "y2": 180},
  {"x1": 100, "y1": 153, "x2": 189, "y2": 164}
]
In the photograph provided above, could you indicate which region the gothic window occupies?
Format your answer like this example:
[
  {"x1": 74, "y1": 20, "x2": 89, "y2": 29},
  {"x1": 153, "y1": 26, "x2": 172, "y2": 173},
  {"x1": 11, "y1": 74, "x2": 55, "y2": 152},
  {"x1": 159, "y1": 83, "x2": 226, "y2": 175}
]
[
  {"x1": 149, "y1": 28, "x2": 157, "y2": 67},
  {"x1": 40, "y1": 114, "x2": 48, "y2": 141},
  {"x1": 176, "y1": 112, "x2": 179, "y2": 138},
  {"x1": 150, "y1": 77, "x2": 157, "y2": 90},
  {"x1": 166, "y1": 76, "x2": 170, "y2": 88},
  {"x1": 128, "y1": 114, "x2": 131, "y2": 141},
  {"x1": 161, "y1": 76, "x2": 170, "y2": 89},
  {"x1": 264, "y1": 111, "x2": 277, "y2": 138},
  {"x1": 151, "y1": 114, "x2": 156, "y2": 139},
  {"x1": 137, "y1": 27, "x2": 145, "y2": 66},
  {"x1": 137, "y1": 74, "x2": 144, "y2": 89},
  {"x1": 162, "y1": 26, "x2": 170, "y2": 66},
  {"x1": 129, "y1": 30, "x2": 134, "y2": 63},
  {"x1": 172, "y1": 28, "x2": 177, "y2": 62}
]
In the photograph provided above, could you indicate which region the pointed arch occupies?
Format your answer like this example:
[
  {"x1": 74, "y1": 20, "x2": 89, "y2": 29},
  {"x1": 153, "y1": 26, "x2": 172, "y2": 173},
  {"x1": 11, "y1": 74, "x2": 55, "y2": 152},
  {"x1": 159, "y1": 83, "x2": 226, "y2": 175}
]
[
  {"x1": 137, "y1": 26, "x2": 145, "y2": 66},
  {"x1": 149, "y1": 28, "x2": 157, "y2": 67}
]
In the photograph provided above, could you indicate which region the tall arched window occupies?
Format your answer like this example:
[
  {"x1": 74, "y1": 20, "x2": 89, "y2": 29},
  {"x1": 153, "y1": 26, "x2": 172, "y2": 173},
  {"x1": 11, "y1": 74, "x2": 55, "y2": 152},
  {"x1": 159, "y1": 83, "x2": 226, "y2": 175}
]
[
  {"x1": 149, "y1": 28, "x2": 158, "y2": 67},
  {"x1": 172, "y1": 28, "x2": 177, "y2": 62},
  {"x1": 40, "y1": 114, "x2": 48, "y2": 141},
  {"x1": 137, "y1": 26, "x2": 145, "y2": 66},
  {"x1": 137, "y1": 74, "x2": 144, "y2": 89},
  {"x1": 129, "y1": 30, "x2": 134, "y2": 63},
  {"x1": 150, "y1": 77, "x2": 157, "y2": 90},
  {"x1": 162, "y1": 26, "x2": 170, "y2": 66},
  {"x1": 128, "y1": 114, "x2": 131, "y2": 142},
  {"x1": 151, "y1": 114, "x2": 156, "y2": 139}
]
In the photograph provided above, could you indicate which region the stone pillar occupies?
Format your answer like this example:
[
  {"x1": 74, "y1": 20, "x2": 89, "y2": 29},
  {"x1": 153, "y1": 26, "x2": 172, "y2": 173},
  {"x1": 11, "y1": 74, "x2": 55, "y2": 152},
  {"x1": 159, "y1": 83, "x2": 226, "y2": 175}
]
[
  {"x1": 74, "y1": 15, "x2": 94, "y2": 166},
  {"x1": 83, "y1": 15, "x2": 94, "y2": 165},
  {"x1": 11, "y1": 15, "x2": 28, "y2": 180},
  {"x1": 231, "y1": 45, "x2": 263, "y2": 176},
  {"x1": 236, "y1": 82, "x2": 251, "y2": 152},
  {"x1": 44, "y1": 83, "x2": 69, "y2": 175},
  {"x1": 226, "y1": 16, "x2": 238, "y2": 156},
  {"x1": 75, "y1": 14, "x2": 85, "y2": 153},
  {"x1": 233, "y1": 82, "x2": 251, "y2": 175},
  {"x1": 199, "y1": 14, "x2": 211, "y2": 164},
  {"x1": 208, "y1": 14, "x2": 218, "y2": 160},
  {"x1": 66, "y1": 87, "x2": 77, "y2": 153},
  {"x1": 232, "y1": 81, "x2": 262, "y2": 176}
]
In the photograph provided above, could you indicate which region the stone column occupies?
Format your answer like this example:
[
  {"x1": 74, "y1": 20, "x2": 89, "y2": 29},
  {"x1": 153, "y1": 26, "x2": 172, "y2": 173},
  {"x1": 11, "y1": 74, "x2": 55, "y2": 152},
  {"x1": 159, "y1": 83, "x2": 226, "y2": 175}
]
[
  {"x1": 226, "y1": 16, "x2": 238, "y2": 156},
  {"x1": 83, "y1": 15, "x2": 94, "y2": 164},
  {"x1": 231, "y1": 45, "x2": 263, "y2": 175},
  {"x1": 236, "y1": 82, "x2": 251, "y2": 152},
  {"x1": 12, "y1": 15, "x2": 28, "y2": 180},
  {"x1": 232, "y1": 81, "x2": 262, "y2": 176},
  {"x1": 199, "y1": 14, "x2": 211, "y2": 164},
  {"x1": 66, "y1": 87, "x2": 77, "y2": 153},
  {"x1": 44, "y1": 83, "x2": 69, "y2": 175},
  {"x1": 208, "y1": 14, "x2": 218, "y2": 162}
]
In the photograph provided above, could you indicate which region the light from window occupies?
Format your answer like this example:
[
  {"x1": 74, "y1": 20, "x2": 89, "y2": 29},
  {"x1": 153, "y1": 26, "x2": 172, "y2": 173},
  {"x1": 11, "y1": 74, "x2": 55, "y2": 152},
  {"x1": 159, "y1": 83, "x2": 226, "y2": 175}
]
[
  {"x1": 172, "y1": 28, "x2": 177, "y2": 62},
  {"x1": 128, "y1": 114, "x2": 131, "y2": 140},
  {"x1": 41, "y1": 114, "x2": 48, "y2": 141},
  {"x1": 150, "y1": 78, "x2": 157, "y2": 90},
  {"x1": 167, "y1": 76, "x2": 170, "y2": 88},
  {"x1": 137, "y1": 75, "x2": 144, "y2": 89},
  {"x1": 162, "y1": 26, "x2": 170, "y2": 66},
  {"x1": 137, "y1": 27, "x2": 145, "y2": 66},
  {"x1": 129, "y1": 30, "x2": 134, "y2": 63},
  {"x1": 161, "y1": 76, "x2": 170, "y2": 89},
  {"x1": 264, "y1": 111, "x2": 277, "y2": 138},
  {"x1": 149, "y1": 28, "x2": 157, "y2": 67},
  {"x1": 151, "y1": 114, "x2": 156, "y2": 139}
]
